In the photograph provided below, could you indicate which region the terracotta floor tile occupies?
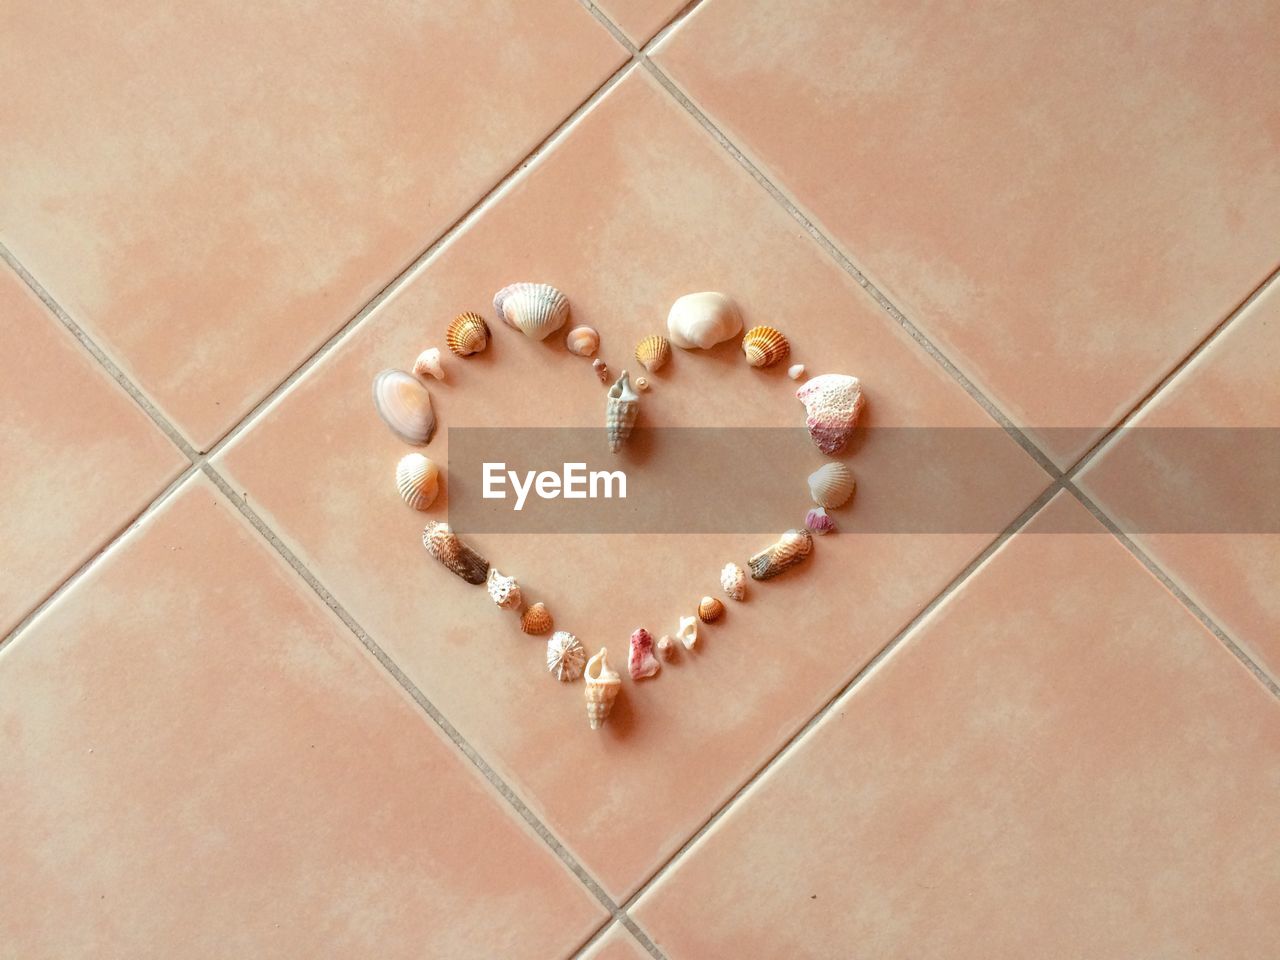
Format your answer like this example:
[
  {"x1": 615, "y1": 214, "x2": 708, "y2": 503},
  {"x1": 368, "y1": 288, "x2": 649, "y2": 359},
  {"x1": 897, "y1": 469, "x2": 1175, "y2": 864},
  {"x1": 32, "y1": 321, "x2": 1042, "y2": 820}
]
[
  {"x1": 632, "y1": 493, "x2": 1280, "y2": 958},
  {"x1": 653, "y1": 0, "x2": 1280, "y2": 466},
  {"x1": 1078, "y1": 281, "x2": 1280, "y2": 682},
  {"x1": 0, "y1": 2, "x2": 625, "y2": 451},
  {"x1": 215, "y1": 70, "x2": 1048, "y2": 899},
  {"x1": 594, "y1": 0, "x2": 687, "y2": 44},
  {"x1": 580, "y1": 923, "x2": 652, "y2": 960},
  {"x1": 0, "y1": 475, "x2": 606, "y2": 958},
  {"x1": 0, "y1": 266, "x2": 185, "y2": 637}
]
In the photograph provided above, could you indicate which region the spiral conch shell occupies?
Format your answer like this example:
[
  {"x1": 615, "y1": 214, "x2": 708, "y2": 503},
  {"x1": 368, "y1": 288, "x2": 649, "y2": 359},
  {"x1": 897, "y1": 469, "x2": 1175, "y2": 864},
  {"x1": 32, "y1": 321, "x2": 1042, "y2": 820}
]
[
  {"x1": 547, "y1": 631, "x2": 586, "y2": 681},
  {"x1": 796, "y1": 374, "x2": 864, "y2": 455},
  {"x1": 584, "y1": 648, "x2": 622, "y2": 729},
  {"x1": 698, "y1": 596, "x2": 725, "y2": 623},
  {"x1": 486, "y1": 567, "x2": 522, "y2": 611},
  {"x1": 395, "y1": 453, "x2": 439, "y2": 510},
  {"x1": 494, "y1": 282, "x2": 569, "y2": 341},
  {"x1": 807, "y1": 461, "x2": 856, "y2": 509},
  {"x1": 521, "y1": 602, "x2": 553, "y2": 635},
  {"x1": 741, "y1": 326, "x2": 790, "y2": 368},
  {"x1": 805, "y1": 506, "x2": 837, "y2": 535},
  {"x1": 666, "y1": 292, "x2": 743, "y2": 350},
  {"x1": 676, "y1": 615, "x2": 698, "y2": 650},
  {"x1": 412, "y1": 347, "x2": 444, "y2": 381},
  {"x1": 373, "y1": 369, "x2": 436, "y2": 445},
  {"x1": 629, "y1": 628, "x2": 661, "y2": 680},
  {"x1": 422, "y1": 521, "x2": 489, "y2": 585},
  {"x1": 446, "y1": 311, "x2": 490, "y2": 357},
  {"x1": 748, "y1": 529, "x2": 813, "y2": 581},
  {"x1": 565, "y1": 325, "x2": 599, "y2": 357},
  {"x1": 606, "y1": 370, "x2": 640, "y2": 453},
  {"x1": 721, "y1": 562, "x2": 747, "y2": 601},
  {"x1": 635, "y1": 334, "x2": 671, "y2": 373}
]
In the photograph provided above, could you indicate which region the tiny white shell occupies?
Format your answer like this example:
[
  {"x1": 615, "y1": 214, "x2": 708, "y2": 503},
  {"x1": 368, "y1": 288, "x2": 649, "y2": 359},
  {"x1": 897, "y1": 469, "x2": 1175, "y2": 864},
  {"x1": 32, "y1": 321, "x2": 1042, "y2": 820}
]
[
  {"x1": 788, "y1": 363, "x2": 806, "y2": 381},
  {"x1": 413, "y1": 347, "x2": 444, "y2": 381},
  {"x1": 666, "y1": 292, "x2": 743, "y2": 350},
  {"x1": 395, "y1": 454, "x2": 439, "y2": 510},
  {"x1": 565, "y1": 325, "x2": 599, "y2": 357},
  {"x1": 807, "y1": 461, "x2": 856, "y2": 509},
  {"x1": 676, "y1": 614, "x2": 699, "y2": 650}
]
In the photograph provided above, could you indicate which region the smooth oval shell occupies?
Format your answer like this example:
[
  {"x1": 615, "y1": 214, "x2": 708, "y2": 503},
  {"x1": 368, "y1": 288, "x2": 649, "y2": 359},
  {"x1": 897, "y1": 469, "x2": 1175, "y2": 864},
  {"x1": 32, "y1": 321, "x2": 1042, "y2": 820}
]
[
  {"x1": 547, "y1": 631, "x2": 586, "y2": 682},
  {"x1": 742, "y1": 325, "x2": 790, "y2": 368},
  {"x1": 635, "y1": 334, "x2": 672, "y2": 373},
  {"x1": 806, "y1": 506, "x2": 837, "y2": 535},
  {"x1": 486, "y1": 567, "x2": 522, "y2": 611},
  {"x1": 373, "y1": 369, "x2": 436, "y2": 445},
  {"x1": 676, "y1": 615, "x2": 698, "y2": 650},
  {"x1": 521, "y1": 602, "x2": 553, "y2": 635},
  {"x1": 788, "y1": 363, "x2": 806, "y2": 381},
  {"x1": 412, "y1": 347, "x2": 444, "y2": 381},
  {"x1": 446, "y1": 311, "x2": 490, "y2": 357},
  {"x1": 797, "y1": 374, "x2": 864, "y2": 455},
  {"x1": 584, "y1": 647, "x2": 621, "y2": 729},
  {"x1": 422, "y1": 521, "x2": 489, "y2": 585},
  {"x1": 720, "y1": 562, "x2": 747, "y2": 601},
  {"x1": 565, "y1": 325, "x2": 599, "y2": 357},
  {"x1": 807, "y1": 461, "x2": 855, "y2": 509},
  {"x1": 606, "y1": 370, "x2": 640, "y2": 453},
  {"x1": 748, "y1": 529, "x2": 813, "y2": 581},
  {"x1": 395, "y1": 453, "x2": 439, "y2": 510},
  {"x1": 629, "y1": 628, "x2": 661, "y2": 680},
  {"x1": 666, "y1": 292, "x2": 743, "y2": 350},
  {"x1": 698, "y1": 596, "x2": 725, "y2": 623},
  {"x1": 494, "y1": 282, "x2": 569, "y2": 341}
]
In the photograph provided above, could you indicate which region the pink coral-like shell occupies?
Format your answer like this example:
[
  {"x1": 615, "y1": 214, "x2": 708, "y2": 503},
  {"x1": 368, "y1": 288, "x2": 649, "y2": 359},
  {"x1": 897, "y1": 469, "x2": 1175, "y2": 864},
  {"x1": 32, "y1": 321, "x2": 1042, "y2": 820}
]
[
  {"x1": 796, "y1": 374, "x2": 864, "y2": 456},
  {"x1": 805, "y1": 507, "x2": 837, "y2": 535},
  {"x1": 629, "y1": 627, "x2": 661, "y2": 680}
]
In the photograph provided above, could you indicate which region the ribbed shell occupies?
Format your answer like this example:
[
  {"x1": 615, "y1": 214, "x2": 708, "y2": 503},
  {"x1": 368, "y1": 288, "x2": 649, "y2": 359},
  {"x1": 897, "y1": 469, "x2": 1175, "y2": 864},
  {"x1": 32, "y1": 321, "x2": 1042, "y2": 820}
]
[
  {"x1": 520, "y1": 602, "x2": 554, "y2": 635},
  {"x1": 422, "y1": 521, "x2": 489, "y2": 585},
  {"x1": 606, "y1": 371, "x2": 640, "y2": 453},
  {"x1": 584, "y1": 647, "x2": 622, "y2": 729},
  {"x1": 807, "y1": 461, "x2": 856, "y2": 509},
  {"x1": 395, "y1": 454, "x2": 439, "y2": 510},
  {"x1": 748, "y1": 529, "x2": 813, "y2": 581},
  {"x1": 697, "y1": 596, "x2": 725, "y2": 623},
  {"x1": 373, "y1": 369, "x2": 436, "y2": 445},
  {"x1": 493, "y1": 282, "x2": 569, "y2": 341},
  {"x1": 805, "y1": 506, "x2": 837, "y2": 535},
  {"x1": 741, "y1": 326, "x2": 790, "y2": 368},
  {"x1": 634, "y1": 334, "x2": 671, "y2": 373},
  {"x1": 446, "y1": 312, "x2": 490, "y2": 357},
  {"x1": 547, "y1": 631, "x2": 587, "y2": 681},
  {"x1": 565, "y1": 325, "x2": 599, "y2": 357}
]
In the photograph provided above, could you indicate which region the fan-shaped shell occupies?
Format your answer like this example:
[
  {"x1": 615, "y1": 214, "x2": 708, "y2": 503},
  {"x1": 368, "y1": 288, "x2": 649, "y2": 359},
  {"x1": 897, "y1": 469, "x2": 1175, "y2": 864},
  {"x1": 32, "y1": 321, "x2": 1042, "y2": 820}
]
[
  {"x1": 606, "y1": 370, "x2": 640, "y2": 453},
  {"x1": 796, "y1": 374, "x2": 864, "y2": 455},
  {"x1": 584, "y1": 647, "x2": 622, "y2": 729},
  {"x1": 486, "y1": 567, "x2": 522, "y2": 611},
  {"x1": 720, "y1": 562, "x2": 747, "y2": 601},
  {"x1": 412, "y1": 347, "x2": 444, "y2": 381},
  {"x1": 697, "y1": 596, "x2": 725, "y2": 623},
  {"x1": 634, "y1": 334, "x2": 671, "y2": 373},
  {"x1": 629, "y1": 628, "x2": 661, "y2": 680},
  {"x1": 805, "y1": 506, "x2": 837, "y2": 535},
  {"x1": 565, "y1": 325, "x2": 599, "y2": 357},
  {"x1": 395, "y1": 454, "x2": 439, "y2": 511},
  {"x1": 742, "y1": 326, "x2": 790, "y2": 368},
  {"x1": 547, "y1": 631, "x2": 586, "y2": 681},
  {"x1": 493, "y1": 282, "x2": 569, "y2": 341},
  {"x1": 807, "y1": 461, "x2": 855, "y2": 509},
  {"x1": 422, "y1": 521, "x2": 489, "y2": 585},
  {"x1": 666, "y1": 292, "x2": 743, "y2": 350},
  {"x1": 521, "y1": 602, "x2": 553, "y2": 635},
  {"x1": 373, "y1": 369, "x2": 436, "y2": 445},
  {"x1": 445, "y1": 312, "x2": 490, "y2": 357},
  {"x1": 748, "y1": 529, "x2": 813, "y2": 581}
]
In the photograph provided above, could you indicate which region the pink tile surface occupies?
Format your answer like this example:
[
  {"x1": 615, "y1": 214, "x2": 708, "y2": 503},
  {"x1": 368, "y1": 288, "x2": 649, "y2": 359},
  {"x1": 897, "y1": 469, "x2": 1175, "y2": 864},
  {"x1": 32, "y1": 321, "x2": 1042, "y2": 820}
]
[
  {"x1": 1078, "y1": 280, "x2": 1280, "y2": 681},
  {"x1": 216, "y1": 71, "x2": 1048, "y2": 899},
  {"x1": 580, "y1": 924, "x2": 652, "y2": 960},
  {"x1": 0, "y1": 266, "x2": 185, "y2": 637},
  {"x1": 654, "y1": 0, "x2": 1280, "y2": 466},
  {"x1": 633, "y1": 493, "x2": 1280, "y2": 958},
  {"x1": 595, "y1": 0, "x2": 687, "y2": 44},
  {"x1": 0, "y1": 1, "x2": 625, "y2": 451},
  {"x1": 0, "y1": 475, "x2": 605, "y2": 958}
]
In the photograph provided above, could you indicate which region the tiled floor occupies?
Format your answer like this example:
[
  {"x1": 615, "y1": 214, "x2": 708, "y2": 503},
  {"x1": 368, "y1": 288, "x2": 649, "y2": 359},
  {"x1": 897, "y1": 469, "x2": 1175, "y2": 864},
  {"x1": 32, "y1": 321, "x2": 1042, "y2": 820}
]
[{"x1": 2, "y1": 2, "x2": 1277, "y2": 958}]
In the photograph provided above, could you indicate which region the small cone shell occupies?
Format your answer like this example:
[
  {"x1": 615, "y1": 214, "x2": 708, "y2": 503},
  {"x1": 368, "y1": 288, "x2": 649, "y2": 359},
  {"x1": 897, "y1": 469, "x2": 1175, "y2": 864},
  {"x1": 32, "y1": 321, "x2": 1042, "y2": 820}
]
[
  {"x1": 395, "y1": 454, "x2": 439, "y2": 510},
  {"x1": 606, "y1": 371, "x2": 640, "y2": 453},
  {"x1": 446, "y1": 312, "x2": 490, "y2": 357},
  {"x1": 698, "y1": 596, "x2": 725, "y2": 623},
  {"x1": 742, "y1": 326, "x2": 790, "y2": 368},
  {"x1": 521, "y1": 602, "x2": 553, "y2": 635},
  {"x1": 634, "y1": 334, "x2": 672, "y2": 373},
  {"x1": 422, "y1": 521, "x2": 489, "y2": 585},
  {"x1": 584, "y1": 647, "x2": 622, "y2": 730}
]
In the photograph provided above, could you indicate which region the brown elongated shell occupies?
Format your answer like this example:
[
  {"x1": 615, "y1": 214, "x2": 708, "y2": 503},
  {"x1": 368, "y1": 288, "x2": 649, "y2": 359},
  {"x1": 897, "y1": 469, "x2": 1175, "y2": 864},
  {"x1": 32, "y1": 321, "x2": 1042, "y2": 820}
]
[
  {"x1": 446, "y1": 311, "x2": 490, "y2": 357},
  {"x1": 634, "y1": 334, "x2": 671, "y2": 373},
  {"x1": 748, "y1": 529, "x2": 813, "y2": 581},
  {"x1": 742, "y1": 325, "x2": 790, "y2": 368},
  {"x1": 422, "y1": 521, "x2": 489, "y2": 585},
  {"x1": 584, "y1": 647, "x2": 622, "y2": 730},
  {"x1": 698, "y1": 596, "x2": 725, "y2": 623},
  {"x1": 521, "y1": 602, "x2": 553, "y2": 635},
  {"x1": 373, "y1": 369, "x2": 436, "y2": 445}
]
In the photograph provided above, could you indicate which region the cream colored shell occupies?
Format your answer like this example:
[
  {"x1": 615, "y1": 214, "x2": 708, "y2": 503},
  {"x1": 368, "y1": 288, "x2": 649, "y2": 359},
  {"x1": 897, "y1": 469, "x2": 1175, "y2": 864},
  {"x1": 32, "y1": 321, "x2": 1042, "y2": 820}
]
[
  {"x1": 395, "y1": 453, "x2": 439, "y2": 510},
  {"x1": 666, "y1": 292, "x2": 743, "y2": 350},
  {"x1": 373, "y1": 369, "x2": 436, "y2": 445},
  {"x1": 584, "y1": 647, "x2": 622, "y2": 729},
  {"x1": 547, "y1": 631, "x2": 586, "y2": 681},
  {"x1": 807, "y1": 461, "x2": 855, "y2": 509},
  {"x1": 493, "y1": 282, "x2": 570, "y2": 341}
]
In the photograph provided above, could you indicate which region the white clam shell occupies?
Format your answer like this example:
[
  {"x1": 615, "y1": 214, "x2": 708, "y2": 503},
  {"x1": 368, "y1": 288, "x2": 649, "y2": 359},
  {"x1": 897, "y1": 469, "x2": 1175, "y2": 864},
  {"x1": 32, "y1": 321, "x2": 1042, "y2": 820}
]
[
  {"x1": 807, "y1": 461, "x2": 855, "y2": 509},
  {"x1": 373, "y1": 369, "x2": 436, "y2": 445},
  {"x1": 720, "y1": 562, "x2": 747, "y2": 601},
  {"x1": 413, "y1": 347, "x2": 444, "y2": 381},
  {"x1": 565, "y1": 325, "x2": 599, "y2": 357},
  {"x1": 395, "y1": 453, "x2": 439, "y2": 510},
  {"x1": 494, "y1": 282, "x2": 570, "y2": 341},
  {"x1": 676, "y1": 614, "x2": 699, "y2": 650},
  {"x1": 666, "y1": 292, "x2": 743, "y2": 350}
]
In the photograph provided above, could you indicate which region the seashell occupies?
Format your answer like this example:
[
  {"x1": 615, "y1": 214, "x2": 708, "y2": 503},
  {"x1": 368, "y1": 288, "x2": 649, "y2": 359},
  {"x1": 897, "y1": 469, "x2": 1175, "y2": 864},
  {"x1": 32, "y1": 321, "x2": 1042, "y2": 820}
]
[
  {"x1": 493, "y1": 282, "x2": 569, "y2": 341},
  {"x1": 720, "y1": 562, "x2": 747, "y2": 601},
  {"x1": 805, "y1": 506, "x2": 837, "y2": 535},
  {"x1": 741, "y1": 326, "x2": 790, "y2": 368},
  {"x1": 395, "y1": 453, "x2": 439, "y2": 510},
  {"x1": 656, "y1": 635, "x2": 677, "y2": 661},
  {"x1": 412, "y1": 347, "x2": 444, "y2": 381},
  {"x1": 698, "y1": 596, "x2": 725, "y2": 623},
  {"x1": 797, "y1": 374, "x2": 864, "y2": 455},
  {"x1": 584, "y1": 647, "x2": 622, "y2": 729},
  {"x1": 592, "y1": 358, "x2": 609, "y2": 383},
  {"x1": 565, "y1": 325, "x2": 599, "y2": 357},
  {"x1": 547, "y1": 631, "x2": 586, "y2": 682},
  {"x1": 635, "y1": 334, "x2": 672, "y2": 373},
  {"x1": 676, "y1": 615, "x2": 698, "y2": 651},
  {"x1": 521, "y1": 602, "x2": 553, "y2": 635},
  {"x1": 807, "y1": 461, "x2": 856, "y2": 509},
  {"x1": 666, "y1": 291, "x2": 743, "y2": 350},
  {"x1": 445, "y1": 311, "x2": 490, "y2": 357},
  {"x1": 606, "y1": 370, "x2": 640, "y2": 453},
  {"x1": 486, "y1": 567, "x2": 522, "y2": 611},
  {"x1": 422, "y1": 521, "x2": 489, "y2": 585},
  {"x1": 636, "y1": 376, "x2": 649, "y2": 391},
  {"x1": 788, "y1": 363, "x2": 806, "y2": 381},
  {"x1": 748, "y1": 529, "x2": 813, "y2": 581},
  {"x1": 373, "y1": 369, "x2": 436, "y2": 445},
  {"x1": 629, "y1": 628, "x2": 661, "y2": 680}
]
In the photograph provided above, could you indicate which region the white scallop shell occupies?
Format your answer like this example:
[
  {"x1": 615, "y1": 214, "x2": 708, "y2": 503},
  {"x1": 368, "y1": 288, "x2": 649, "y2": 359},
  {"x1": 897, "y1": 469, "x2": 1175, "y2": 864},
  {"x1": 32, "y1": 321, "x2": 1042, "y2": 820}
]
[
  {"x1": 807, "y1": 461, "x2": 855, "y2": 509},
  {"x1": 666, "y1": 292, "x2": 743, "y2": 350},
  {"x1": 395, "y1": 454, "x2": 439, "y2": 510},
  {"x1": 373, "y1": 369, "x2": 436, "y2": 445},
  {"x1": 720, "y1": 562, "x2": 747, "y2": 601},
  {"x1": 565, "y1": 325, "x2": 599, "y2": 357},
  {"x1": 676, "y1": 614, "x2": 699, "y2": 650},
  {"x1": 486, "y1": 567, "x2": 522, "y2": 611},
  {"x1": 547, "y1": 631, "x2": 586, "y2": 682},
  {"x1": 494, "y1": 282, "x2": 570, "y2": 341},
  {"x1": 412, "y1": 347, "x2": 444, "y2": 381}
]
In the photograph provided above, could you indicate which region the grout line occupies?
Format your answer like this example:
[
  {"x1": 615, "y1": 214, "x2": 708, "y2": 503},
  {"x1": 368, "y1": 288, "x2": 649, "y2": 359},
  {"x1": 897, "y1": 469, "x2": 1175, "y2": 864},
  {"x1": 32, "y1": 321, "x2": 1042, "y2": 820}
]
[
  {"x1": 1062, "y1": 480, "x2": 1280, "y2": 699},
  {"x1": 1064, "y1": 262, "x2": 1280, "y2": 480}
]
